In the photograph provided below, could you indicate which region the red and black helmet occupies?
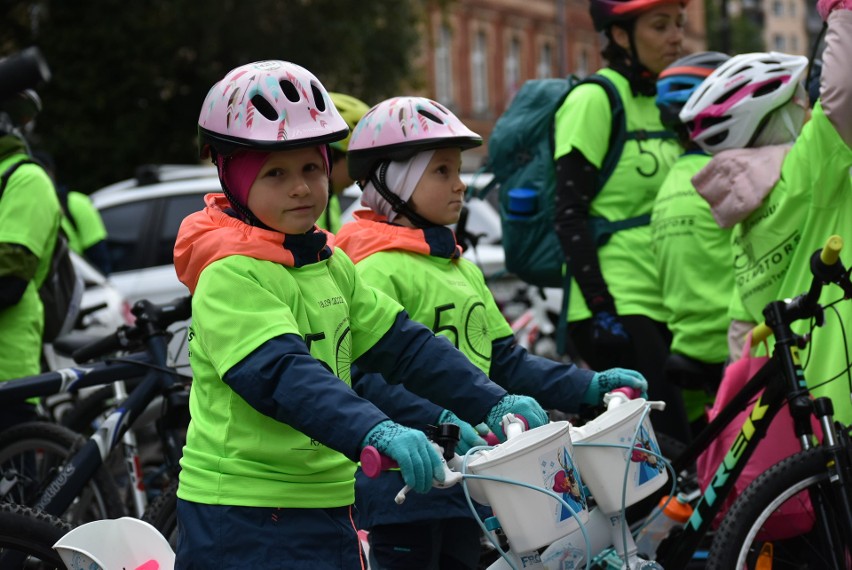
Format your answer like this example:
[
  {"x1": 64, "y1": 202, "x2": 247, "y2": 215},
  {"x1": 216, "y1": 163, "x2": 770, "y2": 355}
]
[{"x1": 590, "y1": 0, "x2": 689, "y2": 31}]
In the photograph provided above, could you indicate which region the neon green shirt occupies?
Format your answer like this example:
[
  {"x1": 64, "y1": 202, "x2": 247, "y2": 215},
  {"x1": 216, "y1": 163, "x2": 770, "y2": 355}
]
[
  {"x1": 730, "y1": 103, "x2": 852, "y2": 423},
  {"x1": 0, "y1": 150, "x2": 61, "y2": 380},
  {"x1": 355, "y1": 250, "x2": 512, "y2": 372},
  {"x1": 61, "y1": 191, "x2": 108, "y2": 254},
  {"x1": 179, "y1": 250, "x2": 398, "y2": 508},
  {"x1": 554, "y1": 68, "x2": 680, "y2": 322},
  {"x1": 651, "y1": 152, "x2": 734, "y2": 363}
]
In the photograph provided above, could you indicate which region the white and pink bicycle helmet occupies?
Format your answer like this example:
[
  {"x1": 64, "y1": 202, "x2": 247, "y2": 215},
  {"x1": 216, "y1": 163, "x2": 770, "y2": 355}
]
[
  {"x1": 198, "y1": 60, "x2": 348, "y2": 158},
  {"x1": 347, "y1": 96, "x2": 482, "y2": 180},
  {"x1": 679, "y1": 52, "x2": 809, "y2": 154}
]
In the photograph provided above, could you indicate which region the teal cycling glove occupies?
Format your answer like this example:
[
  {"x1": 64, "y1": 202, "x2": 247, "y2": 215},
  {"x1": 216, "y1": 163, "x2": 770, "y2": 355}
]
[
  {"x1": 485, "y1": 395, "x2": 549, "y2": 442},
  {"x1": 582, "y1": 367, "x2": 648, "y2": 406},
  {"x1": 361, "y1": 420, "x2": 444, "y2": 493},
  {"x1": 438, "y1": 409, "x2": 487, "y2": 455}
]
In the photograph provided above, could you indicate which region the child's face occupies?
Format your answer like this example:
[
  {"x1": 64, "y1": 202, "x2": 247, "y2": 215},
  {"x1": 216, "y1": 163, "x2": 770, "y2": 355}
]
[
  {"x1": 247, "y1": 147, "x2": 329, "y2": 234},
  {"x1": 404, "y1": 147, "x2": 466, "y2": 227}
]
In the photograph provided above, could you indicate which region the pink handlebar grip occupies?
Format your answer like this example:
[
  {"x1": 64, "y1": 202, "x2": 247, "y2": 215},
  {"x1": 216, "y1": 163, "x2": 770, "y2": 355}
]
[
  {"x1": 360, "y1": 446, "x2": 397, "y2": 478},
  {"x1": 611, "y1": 387, "x2": 641, "y2": 399},
  {"x1": 484, "y1": 413, "x2": 530, "y2": 445}
]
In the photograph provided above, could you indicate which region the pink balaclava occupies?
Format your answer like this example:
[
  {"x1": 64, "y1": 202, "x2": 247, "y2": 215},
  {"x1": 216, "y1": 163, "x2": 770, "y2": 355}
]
[{"x1": 216, "y1": 146, "x2": 331, "y2": 210}]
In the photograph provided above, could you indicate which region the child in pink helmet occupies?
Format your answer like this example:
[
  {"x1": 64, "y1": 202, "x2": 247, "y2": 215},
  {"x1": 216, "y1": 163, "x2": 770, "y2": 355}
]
[
  {"x1": 173, "y1": 62, "x2": 550, "y2": 569},
  {"x1": 335, "y1": 96, "x2": 649, "y2": 570}
]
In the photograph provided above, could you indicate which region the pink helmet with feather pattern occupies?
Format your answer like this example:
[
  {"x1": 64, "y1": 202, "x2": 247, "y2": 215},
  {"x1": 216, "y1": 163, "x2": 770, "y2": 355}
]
[
  {"x1": 346, "y1": 96, "x2": 482, "y2": 180},
  {"x1": 198, "y1": 60, "x2": 348, "y2": 158}
]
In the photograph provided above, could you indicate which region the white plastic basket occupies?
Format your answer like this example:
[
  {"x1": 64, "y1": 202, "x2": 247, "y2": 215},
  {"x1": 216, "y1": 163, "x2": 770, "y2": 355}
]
[
  {"x1": 53, "y1": 517, "x2": 175, "y2": 570},
  {"x1": 466, "y1": 421, "x2": 589, "y2": 553},
  {"x1": 570, "y1": 398, "x2": 668, "y2": 514}
]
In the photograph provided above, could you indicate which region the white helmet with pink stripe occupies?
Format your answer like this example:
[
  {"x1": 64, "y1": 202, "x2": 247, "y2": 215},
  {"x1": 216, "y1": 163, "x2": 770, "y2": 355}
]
[
  {"x1": 347, "y1": 96, "x2": 482, "y2": 180},
  {"x1": 198, "y1": 60, "x2": 348, "y2": 158},
  {"x1": 679, "y1": 52, "x2": 809, "y2": 154}
]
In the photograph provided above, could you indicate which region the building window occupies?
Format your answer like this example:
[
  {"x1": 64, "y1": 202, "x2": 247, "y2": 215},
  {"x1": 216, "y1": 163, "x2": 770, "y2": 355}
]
[
  {"x1": 773, "y1": 34, "x2": 785, "y2": 51},
  {"x1": 505, "y1": 35, "x2": 521, "y2": 101},
  {"x1": 788, "y1": 0, "x2": 796, "y2": 16},
  {"x1": 471, "y1": 30, "x2": 489, "y2": 114},
  {"x1": 538, "y1": 43, "x2": 553, "y2": 78},
  {"x1": 435, "y1": 23, "x2": 454, "y2": 105},
  {"x1": 791, "y1": 35, "x2": 799, "y2": 53},
  {"x1": 772, "y1": 0, "x2": 783, "y2": 15}
]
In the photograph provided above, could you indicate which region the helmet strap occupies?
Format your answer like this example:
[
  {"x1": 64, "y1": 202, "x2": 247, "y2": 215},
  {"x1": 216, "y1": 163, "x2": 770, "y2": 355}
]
[
  {"x1": 370, "y1": 161, "x2": 436, "y2": 228},
  {"x1": 625, "y1": 33, "x2": 658, "y2": 97}
]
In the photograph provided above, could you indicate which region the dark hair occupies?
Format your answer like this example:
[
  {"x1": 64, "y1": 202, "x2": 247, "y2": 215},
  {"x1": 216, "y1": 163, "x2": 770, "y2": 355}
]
[{"x1": 601, "y1": 23, "x2": 634, "y2": 69}]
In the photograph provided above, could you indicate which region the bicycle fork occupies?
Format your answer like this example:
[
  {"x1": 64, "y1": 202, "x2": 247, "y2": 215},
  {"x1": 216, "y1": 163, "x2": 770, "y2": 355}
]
[{"x1": 810, "y1": 397, "x2": 852, "y2": 569}]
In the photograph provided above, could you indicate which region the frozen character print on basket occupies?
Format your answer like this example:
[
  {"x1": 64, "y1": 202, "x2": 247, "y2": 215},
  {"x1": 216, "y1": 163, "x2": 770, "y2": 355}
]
[
  {"x1": 543, "y1": 447, "x2": 588, "y2": 521},
  {"x1": 629, "y1": 426, "x2": 666, "y2": 484}
]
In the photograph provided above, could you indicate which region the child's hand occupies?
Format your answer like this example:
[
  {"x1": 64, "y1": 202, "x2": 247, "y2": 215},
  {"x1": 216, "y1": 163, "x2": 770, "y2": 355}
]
[
  {"x1": 437, "y1": 409, "x2": 487, "y2": 454},
  {"x1": 818, "y1": 0, "x2": 851, "y2": 19},
  {"x1": 361, "y1": 421, "x2": 444, "y2": 493},
  {"x1": 484, "y1": 395, "x2": 549, "y2": 441},
  {"x1": 582, "y1": 368, "x2": 648, "y2": 406}
]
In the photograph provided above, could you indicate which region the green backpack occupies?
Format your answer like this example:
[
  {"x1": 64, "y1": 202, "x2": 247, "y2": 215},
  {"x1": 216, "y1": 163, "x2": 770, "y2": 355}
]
[{"x1": 480, "y1": 73, "x2": 669, "y2": 289}]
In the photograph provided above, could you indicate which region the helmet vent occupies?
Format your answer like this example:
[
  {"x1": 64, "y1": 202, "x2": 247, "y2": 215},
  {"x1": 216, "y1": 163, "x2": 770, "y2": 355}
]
[
  {"x1": 753, "y1": 80, "x2": 783, "y2": 98},
  {"x1": 713, "y1": 84, "x2": 743, "y2": 105},
  {"x1": 705, "y1": 130, "x2": 729, "y2": 146},
  {"x1": 311, "y1": 84, "x2": 327, "y2": 112},
  {"x1": 280, "y1": 80, "x2": 301, "y2": 103},
  {"x1": 418, "y1": 109, "x2": 445, "y2": 125},
  {"x1": 251, "y1": 94, "x2": 279, "y2": 121}
]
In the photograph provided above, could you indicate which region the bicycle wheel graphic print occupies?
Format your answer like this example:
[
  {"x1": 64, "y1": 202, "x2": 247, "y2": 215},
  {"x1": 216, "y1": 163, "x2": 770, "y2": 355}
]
[
  {"x1": 335, "y1": 326, "x2": 352, "y2": 384},
  {"x1": 463, "y1": 301, "x2": 491, "y2": 361}
]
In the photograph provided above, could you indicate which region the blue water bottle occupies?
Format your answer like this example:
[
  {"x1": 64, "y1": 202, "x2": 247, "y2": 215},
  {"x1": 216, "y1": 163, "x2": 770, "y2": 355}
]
[{"x1": 506, "y1": 188, "x2": 538, "y2": 220}]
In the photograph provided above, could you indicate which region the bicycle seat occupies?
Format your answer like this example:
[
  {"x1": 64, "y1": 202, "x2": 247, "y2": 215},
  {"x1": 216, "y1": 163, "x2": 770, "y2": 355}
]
[{"x1": 664, "y1": 353, "x2": 723, "y2": 394}]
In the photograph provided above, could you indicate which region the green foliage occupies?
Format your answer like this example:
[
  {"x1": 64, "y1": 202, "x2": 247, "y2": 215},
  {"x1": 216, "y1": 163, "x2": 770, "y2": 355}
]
[{"x1": 1, "y1": 0, "x2": 425, "y2": 191}]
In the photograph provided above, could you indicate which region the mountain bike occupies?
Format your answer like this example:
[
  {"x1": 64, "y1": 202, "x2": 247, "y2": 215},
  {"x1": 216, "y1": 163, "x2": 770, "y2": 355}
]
[{"x1": 0, "y1": 296, "x2": 191, "y2": 567}]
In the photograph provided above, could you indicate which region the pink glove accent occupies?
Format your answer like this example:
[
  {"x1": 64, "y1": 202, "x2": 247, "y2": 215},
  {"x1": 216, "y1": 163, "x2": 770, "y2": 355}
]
[{"x1": 818, "y1": 0, "x2": 851, "y2": 20}]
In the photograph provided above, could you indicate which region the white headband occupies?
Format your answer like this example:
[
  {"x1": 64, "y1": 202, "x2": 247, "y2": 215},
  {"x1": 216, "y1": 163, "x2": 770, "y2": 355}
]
[{"x1": 360, "y1": 150, "x2": 436, "y2": 223}]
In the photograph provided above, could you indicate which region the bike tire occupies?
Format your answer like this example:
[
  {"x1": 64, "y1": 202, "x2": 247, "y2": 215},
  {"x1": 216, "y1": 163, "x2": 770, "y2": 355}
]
[
  {"x1": 706, "y1": 446, "x2": 851, "y2": 570},
  {"x1": 143, "y1": 478, "x2": 179, "y2": 550},
  {"x1": 0, "y1": 421, "x2": 126, "y2": 523},
  {"x1": 0, "y1": 501, "x2": 71, "y2": 569}
]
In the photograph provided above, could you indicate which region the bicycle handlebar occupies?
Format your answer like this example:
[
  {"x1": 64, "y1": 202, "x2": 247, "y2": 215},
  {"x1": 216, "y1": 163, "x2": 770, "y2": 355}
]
[
  {"x1": 750, "y1": 234, "x2": 848, "y2": 348},
  {"x1": 360, "y1": 413, "x2": 529, "y2": 480},
  {"x1": 72, "y1": 296, "x2": 192, "y2": 363},
  {"x1": 820, "y1": 235, "x2": 843, "y2": 266}
]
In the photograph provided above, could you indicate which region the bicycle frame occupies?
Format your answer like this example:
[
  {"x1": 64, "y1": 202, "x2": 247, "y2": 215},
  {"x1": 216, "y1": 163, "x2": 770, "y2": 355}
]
[
  {"x1": 0, "y1": 298, "x2": 190, "y2": 519},
  {"x1": 658, "y1": 253, "x2": 852, "y2": 567}
]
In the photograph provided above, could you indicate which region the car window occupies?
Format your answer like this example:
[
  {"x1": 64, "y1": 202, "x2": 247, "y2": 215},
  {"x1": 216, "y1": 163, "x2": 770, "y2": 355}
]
[
  {"x1": 154, "y1": 193, "x2": 209, "y2": 267},
  {"x1": 100, "y1": 201, "x2": 151, "y2": 273}
]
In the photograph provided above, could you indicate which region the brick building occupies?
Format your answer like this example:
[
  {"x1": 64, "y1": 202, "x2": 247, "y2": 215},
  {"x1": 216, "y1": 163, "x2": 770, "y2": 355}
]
[{"x1": 418, "y1": 0, "x2": 707, "y2": 168}]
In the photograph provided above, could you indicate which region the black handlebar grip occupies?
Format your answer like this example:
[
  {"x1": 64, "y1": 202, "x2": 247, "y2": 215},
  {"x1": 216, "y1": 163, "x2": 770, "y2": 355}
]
[
  {"x1": 169, "y1": 296, "x2": 193, "y2": 323},
  {"x1": 72, "y1": 329, "x2": 128, "y2": 363}
]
